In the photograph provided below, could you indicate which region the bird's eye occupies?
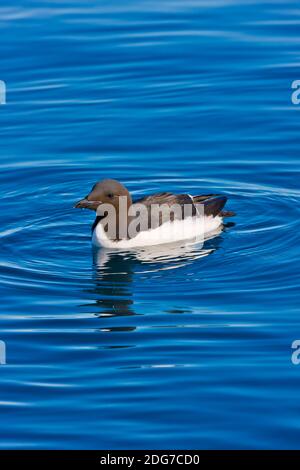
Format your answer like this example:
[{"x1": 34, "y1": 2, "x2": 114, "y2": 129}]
[{"x1": 107, "y1": 193, "x2": 114, "y2": 199}]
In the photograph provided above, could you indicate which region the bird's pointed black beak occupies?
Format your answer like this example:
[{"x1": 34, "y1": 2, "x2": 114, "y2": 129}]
[{"x1": 74, "y1": 198, "x2": 101, "y2": 210}]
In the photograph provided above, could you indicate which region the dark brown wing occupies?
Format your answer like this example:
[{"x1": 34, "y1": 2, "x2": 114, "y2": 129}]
[
  {"x1": 135, "y1": 192, "x2": 197, "y2": 217},
  {"x1": 130, "y1": 193, "x2": 234, "y2": 235},
  {"x1": 135, "y1": 192, "x2": 193, "y2": 207},
  {"x1": 201, "y1": 196, "x2": 227, "y2": 217},
  {"x1": 132, "y1": 193, "x2": 197, "y2": 231},
  {"x1": 194, "y1": 195, "x2": 235, "y2": 217},
  {"x1": 134, "y1": 193, "x2": 234, "y2": 218},
  {"x1": 192, "y1": 194, "x2": 219, "y2": 203}
]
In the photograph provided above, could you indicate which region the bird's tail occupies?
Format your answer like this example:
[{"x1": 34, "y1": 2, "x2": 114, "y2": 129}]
[{"x1": 194, "y1": 196, "x2": 236, "y2": 218}]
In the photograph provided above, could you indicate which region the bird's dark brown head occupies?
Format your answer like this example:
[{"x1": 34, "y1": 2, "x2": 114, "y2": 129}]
[{"x1": 75, "y1": 179, "x2": 132, "y2": 211}]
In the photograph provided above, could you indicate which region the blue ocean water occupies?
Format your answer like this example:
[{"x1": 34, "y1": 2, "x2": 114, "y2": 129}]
[{"x1": 0, "y1": 0, "x2": 300, "y2": 449}]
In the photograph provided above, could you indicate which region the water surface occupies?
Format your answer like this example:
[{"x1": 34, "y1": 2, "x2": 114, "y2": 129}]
[{"x1": 0, "y1": 0, "x2": 300, "y2": 449}]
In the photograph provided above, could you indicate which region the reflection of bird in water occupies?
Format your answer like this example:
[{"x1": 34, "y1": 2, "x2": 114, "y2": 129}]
[
  {"x1": 91, "y1": 249, "x2": 137, "y2": 318},
  {"x1": 94, "y1": 227, "x2": 222, "y2": 294},
  {"x1": 82, "y1": 227, "x2": 230, "y2": 323},
  {"x1": 95, "y1": 225, "x2": 224, "y2": 266}
]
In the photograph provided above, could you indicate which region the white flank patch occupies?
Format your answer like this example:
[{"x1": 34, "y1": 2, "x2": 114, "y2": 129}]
[{"x1": 92, "y1": 215, "x2": 223, "y2": 249}]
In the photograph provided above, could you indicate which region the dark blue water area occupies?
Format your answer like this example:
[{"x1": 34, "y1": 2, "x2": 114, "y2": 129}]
[{"x1": 0, "y1": 0, "x2": 300, "y2": 449}]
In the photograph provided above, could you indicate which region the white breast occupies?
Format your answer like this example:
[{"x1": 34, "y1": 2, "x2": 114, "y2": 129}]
[{"x1": 92, "y1": 215, "x2": 223, "y2": 249}]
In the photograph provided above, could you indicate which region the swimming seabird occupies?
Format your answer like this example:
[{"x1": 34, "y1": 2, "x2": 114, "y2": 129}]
[{"x1": 75, "y1": 179, "x2": 235, "y2": 248}]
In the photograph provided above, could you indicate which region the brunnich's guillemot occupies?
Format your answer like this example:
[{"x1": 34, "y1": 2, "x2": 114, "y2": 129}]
[{"x1": 75, "y1": 179, "x2": 235, "y2": 249}]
